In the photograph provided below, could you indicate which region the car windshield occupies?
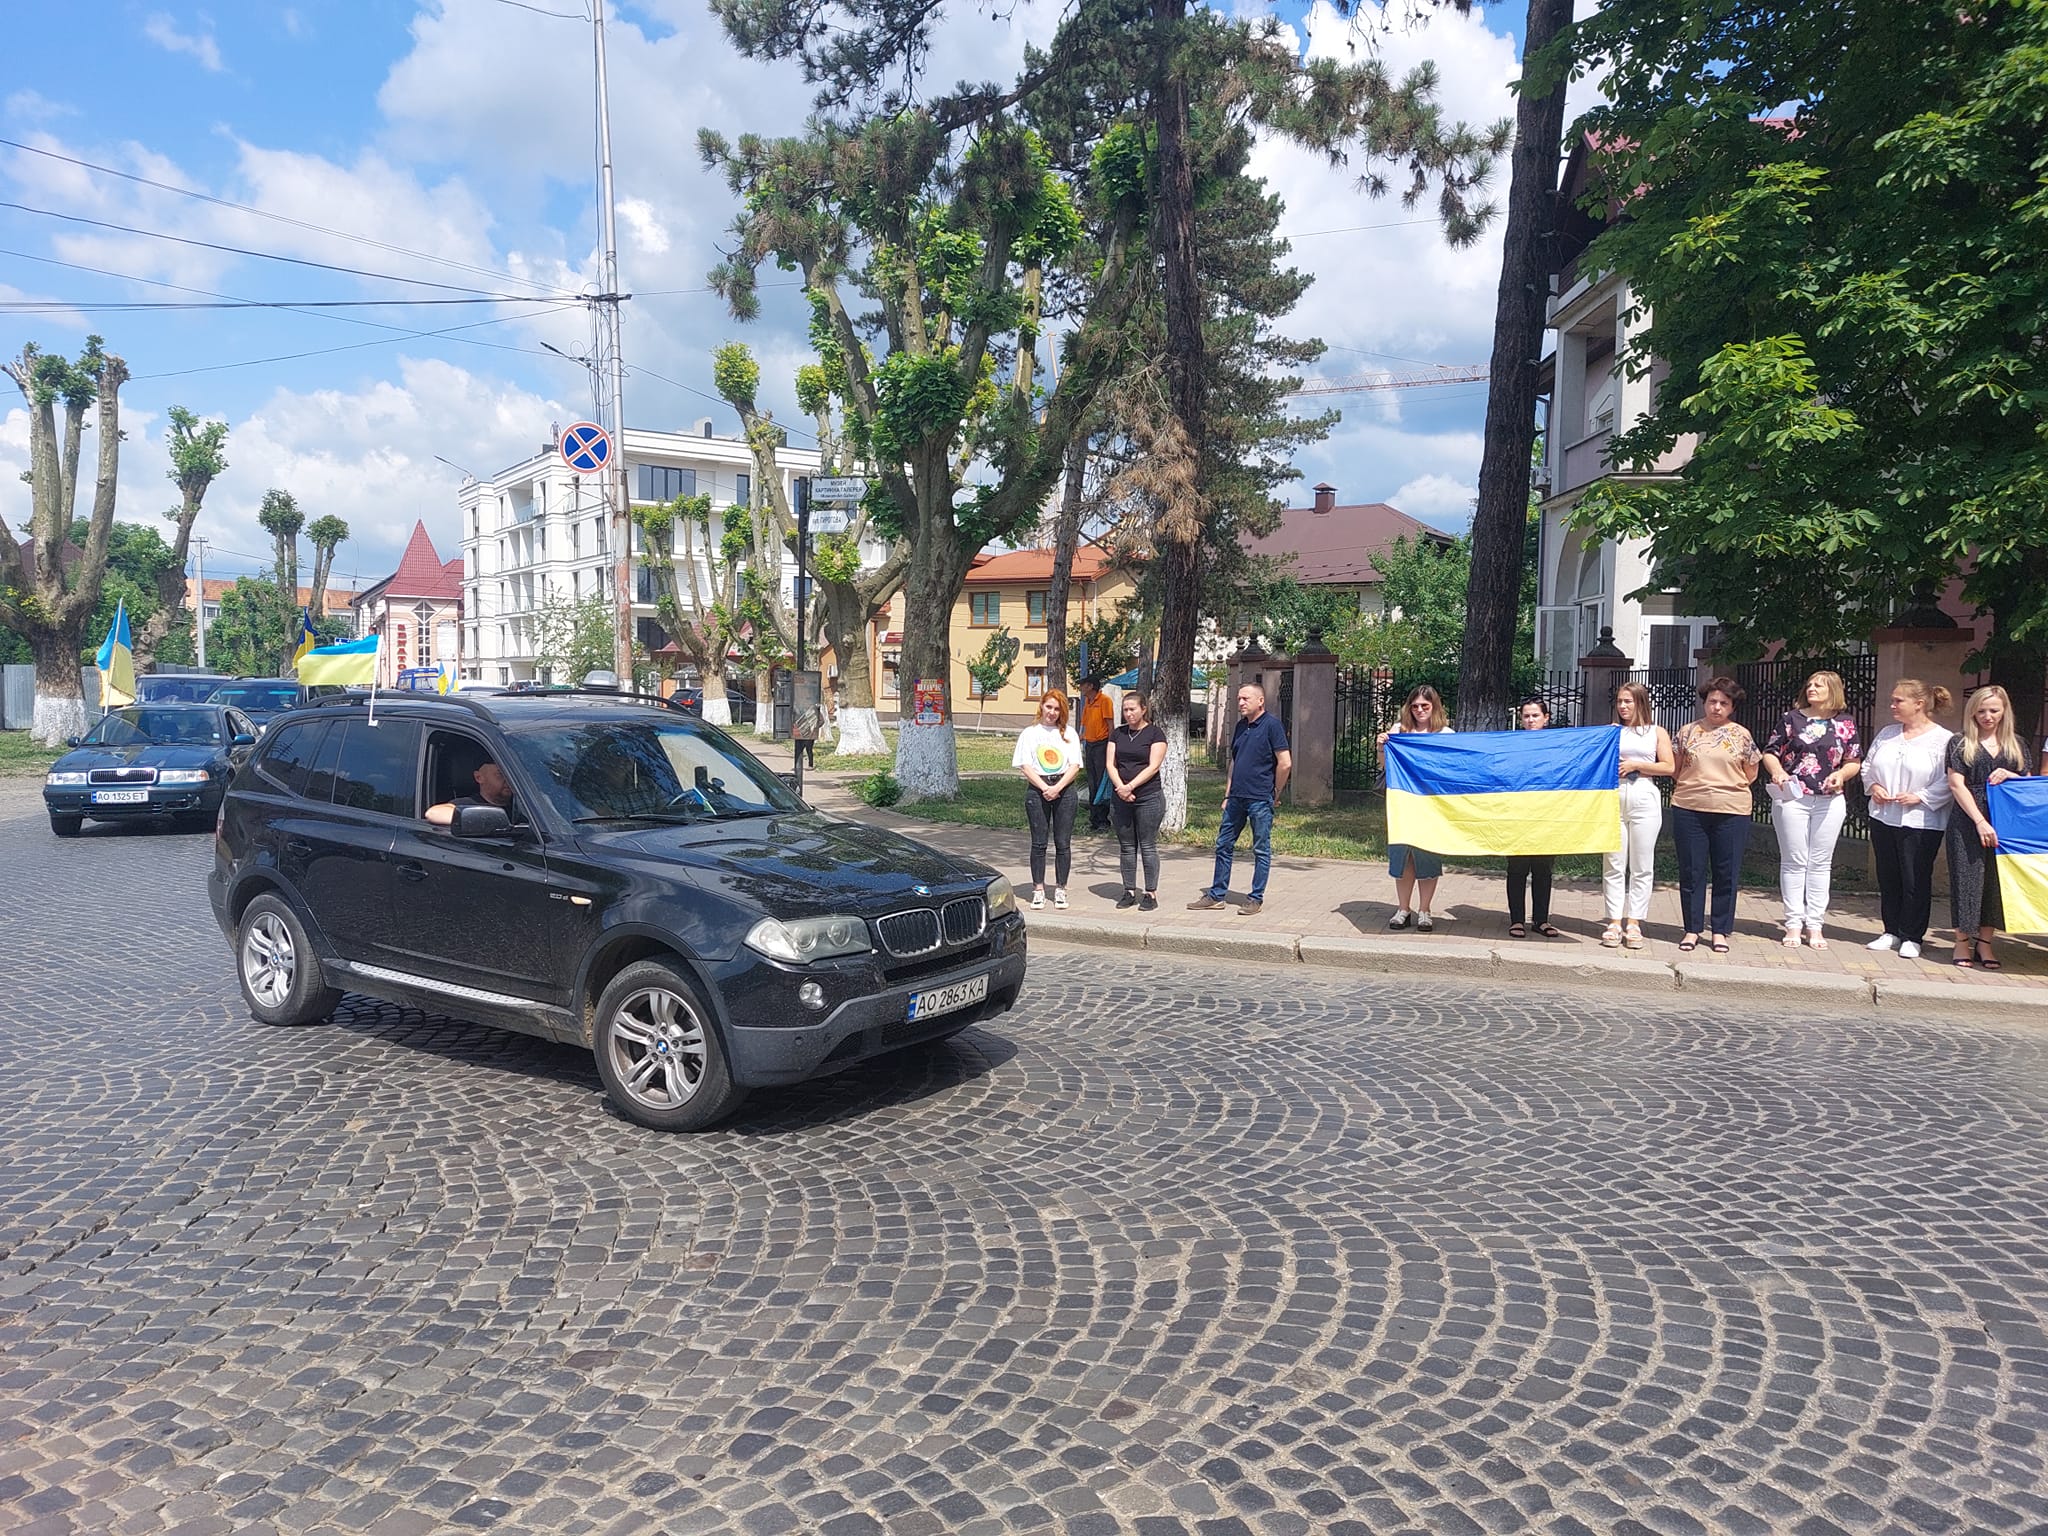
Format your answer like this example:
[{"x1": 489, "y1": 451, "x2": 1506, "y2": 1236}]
[
  {"x1": 87, "y1": 709, "x2": 222, "y2": 747},
  {"x1": 138, "y1": 676, "x2": 222, "y2": 703},
  {"x1": 507, "y1": 716, "x2": 801, "y2": 824},
  {"x1": 208, "y1": 684, "x2": 300, "y2": 710}
]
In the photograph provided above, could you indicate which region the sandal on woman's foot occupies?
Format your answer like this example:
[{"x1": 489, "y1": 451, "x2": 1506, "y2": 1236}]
[
  {"x1": 1508, "y1": 923, "x2": 1527, "y2": 939},
  {"x1": 1953, "y1": 943, "x2": 1975, "y2": 968},
  {"x1": 1539, "y1": 923, "x2": 1563, "y2": 938},
  {"x1": 1678, "y1": 934, "x2": 1700, "y2": 952},
  {"x1": 1600, "y1": 922, "x2": 1623, "y2": 948},
  {"x1": 1783, "y1": 928, "x2": 1803, "y2": 948},
  {"x1": 1977, "y1": 941, "x2": 2002, "y2": 970},
  {"x1": 1624, "y1": 922, "x2": 1645, "y2": 950},
  {"x1": 1806, "y1": 926, "x2": 1828, "y2": 951},
  {"x1": 1711, "y1": 936, "x2": 1730, "y2": 953}
]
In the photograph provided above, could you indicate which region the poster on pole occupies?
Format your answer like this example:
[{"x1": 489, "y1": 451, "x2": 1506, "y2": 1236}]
[{"x1": 912, "y1": 678, "x2": 946, "y2": 727}]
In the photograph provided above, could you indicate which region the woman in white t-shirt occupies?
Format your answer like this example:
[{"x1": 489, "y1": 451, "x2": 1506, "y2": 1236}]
[
  {"x1": 1862, "y1": 678, "x2": 1955, "y2": 959},
  {"x1": 1012, "y1": 689, "x2": 1084, "y2": 910}
]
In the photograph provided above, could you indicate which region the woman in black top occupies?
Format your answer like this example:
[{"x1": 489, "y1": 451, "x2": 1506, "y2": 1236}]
[{"x1": 1108, "y1": 691, "x2": 1169, "y2": 910}]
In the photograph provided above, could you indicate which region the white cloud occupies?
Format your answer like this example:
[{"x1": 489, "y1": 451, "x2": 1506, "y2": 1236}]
[
  {"x1": 1390, "y1": 472, "x2": 1478, "y2": 524},
  {"x1": 616, "y1": 198, "x2": 671, "y2": 256},
  {"x1": 143, "y1": 13, "x2": 225, "y2": 73},
  {"x1": 5, "y1": 91, "x2": 77, "y2": 124}
]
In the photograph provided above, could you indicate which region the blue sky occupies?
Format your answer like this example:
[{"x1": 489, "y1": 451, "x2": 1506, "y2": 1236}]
[{"x1": 1, "y1": 1, "x2": 1550, "y2": 596}]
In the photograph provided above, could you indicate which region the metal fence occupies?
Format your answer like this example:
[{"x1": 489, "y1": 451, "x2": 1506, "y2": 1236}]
[{"x1": 1332, "y1": 654, "x2": 1881, "y2": 839}]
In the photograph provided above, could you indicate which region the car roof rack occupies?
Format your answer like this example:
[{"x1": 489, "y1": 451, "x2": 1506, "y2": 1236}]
[
  {"x1": 492, "y1": 682, "x2": 689, "y2": 710},
  {"x1": 299, "y1": 684, "x2": 686, "y2": 719},
  {"x1": 300, "y1": 688, "x2": 499, "y2": 723}
]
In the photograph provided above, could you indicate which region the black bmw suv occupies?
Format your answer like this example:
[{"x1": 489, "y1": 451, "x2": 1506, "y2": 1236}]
[{"x1": 208, "y1": 689, "x2": 1025, "y2": 1130}]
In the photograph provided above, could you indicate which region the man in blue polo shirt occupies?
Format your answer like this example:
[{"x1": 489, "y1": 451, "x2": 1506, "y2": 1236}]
[{"x1": 1189, "y1": 682, "x2": 1292, "y2": 915}]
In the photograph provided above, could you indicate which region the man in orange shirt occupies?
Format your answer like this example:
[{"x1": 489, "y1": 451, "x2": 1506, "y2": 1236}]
[{"x1": 1078, "y1": 673, "x2": 1116, "y2": 831}]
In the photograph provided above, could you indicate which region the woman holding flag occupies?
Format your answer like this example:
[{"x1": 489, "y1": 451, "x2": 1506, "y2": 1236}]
[
  {"x1": 1505, "y1": 697, "x2": 1563, "y2": 937},
  {"x1": 1378, "y1": 685, "x2": 1452, "y2": 931},
  {"x1": 1671, "y1": 676, "x2": 1761, "y2": 953},
  {"x1": 1944, "y1": 686, "x2": 2027, "y2": 968}
]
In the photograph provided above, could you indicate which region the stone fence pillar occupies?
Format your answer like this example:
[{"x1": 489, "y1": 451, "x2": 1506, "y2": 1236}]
[
  {"x1": 1577, "y1": 625, "x2": 1631, "y2": 725},
  {"x1": 1290, "y1": 639, "x2": 1337, "y2": 806},
  {"x1": 1873, "y1": 624, "x2": 1980, "y2": 732}
]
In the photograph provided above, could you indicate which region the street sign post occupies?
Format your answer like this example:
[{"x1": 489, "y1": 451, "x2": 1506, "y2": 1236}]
[
  {"x1": 560, "y1": 421, "x2": 612, "y2": 475},
  {"x1": 808, "y1": 508, "x2": 850, "y2": 535},
  {"x1": 810, "y1": 475, "x2": 866, "y2": 503}
]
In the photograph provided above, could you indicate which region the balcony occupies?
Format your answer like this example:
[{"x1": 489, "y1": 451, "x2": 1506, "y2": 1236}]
[{"x1": 1559, "y1": 427, "x2": 1614, "y2": 496}]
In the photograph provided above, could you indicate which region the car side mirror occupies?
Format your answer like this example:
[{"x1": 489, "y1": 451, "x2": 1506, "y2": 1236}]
[
  {"x1": 233, "y1": 733, "x2": 256, "y2": 747},
  {"x1": 452, "y1": 803, "x2": 516, "y2": 839},
  {"x1": 66, "y1": 736, "x2": 81, "y2": 748}
]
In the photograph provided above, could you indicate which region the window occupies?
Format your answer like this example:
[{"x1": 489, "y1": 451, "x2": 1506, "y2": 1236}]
[
  {"x1": 304, "y1": 721, "x2": 347, "y2": 804},
  {"x1": 324, "y1": 720, "x2": 421, "y2": 816},
  {"x1": 436, "y1": 622, "x2": 457, "y2": 661},
  {"x1": 254, "y1": 721, "x2": 328, "y2": 797},
  {"x1": 968, "y1": 673, "x2": 991, "y2": 699},
  {"x1": 1027, "y1": 590, "x2": 1048, "y2": 626},
  {"x1": 882, "y1": 659, "x2": 900, "y2": 698},
  {"x1": 636, "y1": 464, "x2": 697, "y2": 502},
  {"x1": 1026, "y1": 667, "x2": 1045, "y2": 699},
  {"x1": 735, "y1": 472, "x2": 751, "y2": 508},
  {"x1": 571, "y1": 522, "x2": 581, "y2": 559},
  {"x1": 970, "y1": 592, "x2": 1001, "y2": 627}
]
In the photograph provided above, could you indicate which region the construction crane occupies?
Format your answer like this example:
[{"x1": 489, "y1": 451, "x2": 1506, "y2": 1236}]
[{"x1": 1285, "y1": 364, "x2": 1490, "y2": 397}]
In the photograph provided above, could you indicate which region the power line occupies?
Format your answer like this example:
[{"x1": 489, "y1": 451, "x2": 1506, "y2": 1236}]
[
  {"x1": 485, "y1": 0, "x2": 587, "y2": 14},
  {"x1": 1, "y1": 199, "x2": 559, "y2": 296},
  {"x1": 0, "y1": 295, "x2": 569, "y2": 313},
  {"x1": 626, "y1": 362, "x2": 819, "y2": 444},
  {"x1": 1277, "y1": 215, "x2": 1444, "y2": 240},
  {"x1": 0, "y1": 136, "x2": 578, "y2": 297},
  {"x1": 131, "y1": 304, "x2": 581, "y2": 380}
]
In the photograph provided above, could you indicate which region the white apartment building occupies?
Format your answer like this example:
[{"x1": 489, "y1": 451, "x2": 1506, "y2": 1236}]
[
  {"x1": 1534, "y1": 138, "x2": 1717, "y2": 675},
  {"x1": 458, "y1": 420, "x2": 835, "y2": 686}
]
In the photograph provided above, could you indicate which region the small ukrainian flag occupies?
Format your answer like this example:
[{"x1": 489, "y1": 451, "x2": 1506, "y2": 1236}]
[
  {"x1": 296, "y1": 634, "x2": 380, "y2": 687},
  {"x1": 1386, "y1": 726, "x2": 1623, "y2": 856},
  {"x1": 1986, "y1": 778, "x2": 2048, "y2": 933},
  {"x1": 436, "y1": 662, "x2": 460, "y2": 695},
  {"x1": 95, "y1": 599, "x2": 136, "y2": 708},
  {"x1": 290, "y1": 609, "x2": 318, "y2": 673}
]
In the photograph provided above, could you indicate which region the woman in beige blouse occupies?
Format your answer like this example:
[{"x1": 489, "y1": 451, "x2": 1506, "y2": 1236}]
[{"x1": 1671, "y1": 675, "x2": 1761, "y2": 953}]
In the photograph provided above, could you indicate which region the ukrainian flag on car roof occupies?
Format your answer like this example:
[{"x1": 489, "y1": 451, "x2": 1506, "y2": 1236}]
[
  {"x1": 1986, "y1": 778, "x2": 2048, "y2": 933},
  {"x1": 95, "y1": 599, "x2": 136, "y2": 709},
  {"x1": 1385, "y1": 726, "x2": 1622, "y2": 857},
  {"x1": 295, "y1": 634, "x2": 379, "y2": 687}
]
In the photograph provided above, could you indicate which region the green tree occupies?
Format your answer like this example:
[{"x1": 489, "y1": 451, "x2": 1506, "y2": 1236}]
[
  {"x1": 965, "y1": 626, "x2": 1021, "y2": 728},
  {"x1": 0, "y1": 337, "x2": 132, "y2": 742},
  {"x1": 532, "y1": 591, "x2": 618, "y2": 685},
  {"x1": 1569, "y1": 0, "x2": 2048, "y2": 727},
  {"x1": 206, "y1": 577, "x2": 300, "y2": 678},
  {"x1": 257, "y1": 489, "x2": 304, "y2": 606},
  {"x1": 305, "y1": 515, "x2": 350, "y2": 626},
  {"x1": 629, "y1": 487, "x2": 754, "y2": 724},
  {"x1": 76, "y1": 519, "x2": 181, "y2": 668},
  {"x1": 133, "y1": 406, "x2": 229, "y2": 670}
]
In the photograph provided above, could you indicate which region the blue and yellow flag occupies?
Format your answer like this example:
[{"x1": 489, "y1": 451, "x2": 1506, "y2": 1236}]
[
  {"x1": 296, "y1": 634, "x2": 379, "y2": 687},
  {"x1": 290, "y1": 609, "x2": 318, "y2": 673},
  {"x1": 1986, "y1": 778, "x2": 2048, "y2": 933},
  {"x1": 1386, "y1": 726, "x2": 1622, "y2": 856},
  {"x1": 435, "y1": 661, "x2": 460, "y2": 695},
  {"x1": 95, "y1": 598, "x2": 136, "y2": 708}
]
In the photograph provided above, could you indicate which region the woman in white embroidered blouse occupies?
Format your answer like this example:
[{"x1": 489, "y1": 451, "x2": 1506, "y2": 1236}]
[{"x1": 1862, "y1": 678, "x2": 1955, "y2": 959}]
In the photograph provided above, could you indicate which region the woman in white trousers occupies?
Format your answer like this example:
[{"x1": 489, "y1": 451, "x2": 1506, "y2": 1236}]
[
  {"x1": 1603, "y1": 682, "x2": 1674, "y2": 950},
  {"x1": 1761, "y1": 671, "x2": 1863, "y2": 948}
]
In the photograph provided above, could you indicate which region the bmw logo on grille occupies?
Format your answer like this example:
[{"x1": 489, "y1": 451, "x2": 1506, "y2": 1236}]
[{"x1": 912, "y1": 884, "x2": 931, "y2": 897}]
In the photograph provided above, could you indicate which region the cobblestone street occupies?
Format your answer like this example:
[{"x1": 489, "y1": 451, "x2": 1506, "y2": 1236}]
[{"x1": 3, "y1": 794, "x2": 2047, "y2": 1535}]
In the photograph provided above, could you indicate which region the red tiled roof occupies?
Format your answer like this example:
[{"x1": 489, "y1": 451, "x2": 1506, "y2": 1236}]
[
  {"x1": 192, "y1": 576, "x2": 355, "y2": 611},
  {"x1": 1243, "y1": 502, "x2": 1453, "y2": 586},
  {"x1": 382, "y1": 521, "x2": 463, "y2": 600},
  {"x1": 965, "y1": 542, "x2": 1114, "y2": 584}
]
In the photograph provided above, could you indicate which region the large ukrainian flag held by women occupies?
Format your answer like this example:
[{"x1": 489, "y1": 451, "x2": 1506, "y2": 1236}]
[
  {"x1": 1986, "y1": 778, "x2": 2048, "y2": 933},
  {"x1": 1386, "y1": 726, "x2": 1623, "y2": 856}
]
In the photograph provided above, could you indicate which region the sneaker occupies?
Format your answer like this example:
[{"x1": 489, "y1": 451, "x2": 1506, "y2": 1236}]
[
  {"x1": 1866, "y1": 932, "x2": 1897, "y2": 952},
  {"x1": 1387, "y1": 909, "x2": 1414, "y2": 931},
  {"x1": 1415, "y1": 913, "x2": 1434, "y2": 932},
  {"x1": 1116, "y1": 890, "x2": 1138, "y2": 910},
  {"x1": 1899, "y1": 939, "x2": 1921, "y2": 959},
  {"x1": 1137, "y1": 893, "x2": 1157, "y2": 912},
  {"x1": 1029, "y1": 888, "x2": 1046, "y2": 910},
  {"x1": 1187, "y1": 895, "x2": 1224, "y2": 911},
  {"x1": 1242, "y1": 898, "x2": 1263, "y2": 916},
  {"x1": 1053, "y1": 888, "x2": 1069, "y2": 909}
]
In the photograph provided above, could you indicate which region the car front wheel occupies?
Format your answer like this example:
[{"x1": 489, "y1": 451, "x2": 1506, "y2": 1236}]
[
  {"x1": 49, "y1": 814, "x2": 82, "y2": 838},
  {"x1": 592, "y1": 959, "x2": 745, "y2": 1132},
  {"x1": 237, "y1": 893, "x2": 341, "y2": 1027}
]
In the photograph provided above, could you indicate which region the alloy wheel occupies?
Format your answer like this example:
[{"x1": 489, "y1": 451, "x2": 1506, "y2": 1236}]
[
  {"x1": 607, "y1": 986, "x2": 708, "y2": 1109},
  {"x1": 242, "y1": 911, "x2": 296, "y2": 1009}
]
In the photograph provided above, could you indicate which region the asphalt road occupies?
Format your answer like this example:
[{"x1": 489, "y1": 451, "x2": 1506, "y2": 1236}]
[{"x1": 2, "y1": 792, "x2": 2046, "y2": 1535}]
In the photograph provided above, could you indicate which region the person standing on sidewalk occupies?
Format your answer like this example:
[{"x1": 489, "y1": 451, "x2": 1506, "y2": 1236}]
[
  {"x1": 1189, "y1": 683, "x2": 1291, "y2": 916},
  {"x1": 1864, "y1": 678, "x2": 1955, "y2": 959},
  {"x1": 1945, "y1": 685, "x2": 2027, "y2": 969},
  {"x1": 1672, "y1": 675, "x2": 1762, "y2": 954},
  {"x1": 1505, "y1": 697, "x2": 1564, "y2": 938},
  {"x1": 1078, "y1": 674, "x2": 1117, "y2": 834},
  {"x1": 1761, "y1": 670, "x2": 1862, "y2": 950},
  {"x1": 1378, "y1": 685, "x2": 1453, "y2": 931},
  {"x1": 1013, "y1": 689, "x2": 1084, "y2": 911},
  {"x1": 1108, "y1": 691, "x2": 1168, "y2": 911},
  {"x1": 1603, "y1": 682, "x2": 1672, "y2": 950}
]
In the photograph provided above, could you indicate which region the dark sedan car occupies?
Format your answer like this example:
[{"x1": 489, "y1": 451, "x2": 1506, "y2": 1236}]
[
  {"x1": 205, "y1": 678, "x2": 314, "y2": 730},
  {"x1": 208, "y1": 689, "x2": 1025, "y2": 1131},
  {"x1": 44, "y1": 703, "x2": 260, "y2": 837}
]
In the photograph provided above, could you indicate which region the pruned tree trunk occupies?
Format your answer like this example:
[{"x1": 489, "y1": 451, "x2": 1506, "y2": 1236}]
[
  {"x1": 1458, "y1": 0, "x2": 1574, "y2": 732},
  {"x1": 893, "y1": 526, "x2": 971, "y2": 800},
  {"x1": 1043, "y1": 433, "x2": 1087, "y2": 694},
  {"x1": 822, "y1": 578, "x2": 894, "y2": 757},
  {"x1": 753, "y1": 666, "x2": 774, "y2": 737}
]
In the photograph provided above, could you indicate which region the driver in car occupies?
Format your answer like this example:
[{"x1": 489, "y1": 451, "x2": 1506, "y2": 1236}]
[{"x1": 426, "y1": 759, "x2": 526, "y2": 828}]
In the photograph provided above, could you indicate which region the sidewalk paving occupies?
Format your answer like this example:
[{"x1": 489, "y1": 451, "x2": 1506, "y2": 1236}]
[{"x1": 788, "y1": 766, "x2": 2048, "y2": 1017}]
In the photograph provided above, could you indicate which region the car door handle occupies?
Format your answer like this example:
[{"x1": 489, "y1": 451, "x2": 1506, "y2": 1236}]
[{"x1": 395, "y1": 861, "x2": 427, "y2": 881}]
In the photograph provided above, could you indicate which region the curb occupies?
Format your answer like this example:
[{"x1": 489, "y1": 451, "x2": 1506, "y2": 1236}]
[{"x1": 1019, "y1": 913, "x2": 2048, "y2": 1024}]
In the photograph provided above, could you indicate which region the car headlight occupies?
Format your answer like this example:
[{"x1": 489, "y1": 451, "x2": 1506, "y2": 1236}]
[
  {"x1": 987, "y1": 876, "x2": 1017, "y2": 918},
  {"x1": 45, "y1": 771, "x2": 88, "y2": 786},
  {"x1": 157, "y1": 769, "x2": 211, "y2": 784},
  {"x1": 745, "y1": 915, "x2": 873, "y2": 962}
]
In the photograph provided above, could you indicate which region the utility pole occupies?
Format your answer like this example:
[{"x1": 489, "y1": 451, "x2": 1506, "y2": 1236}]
[
  {"x1": 793, "y1": 477, "x2": 810, "y2": 795},
  {"x1": 192, "y1": 536, "x2": 209, "y2": 670},
  {"x1": 591, "y1": 0, "x2": 632, "y2": 684}
]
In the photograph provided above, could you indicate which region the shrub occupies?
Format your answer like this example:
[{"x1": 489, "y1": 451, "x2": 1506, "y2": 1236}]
[{"x1": 853, "y1": 770, "x2": 902, "y2": 808}]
